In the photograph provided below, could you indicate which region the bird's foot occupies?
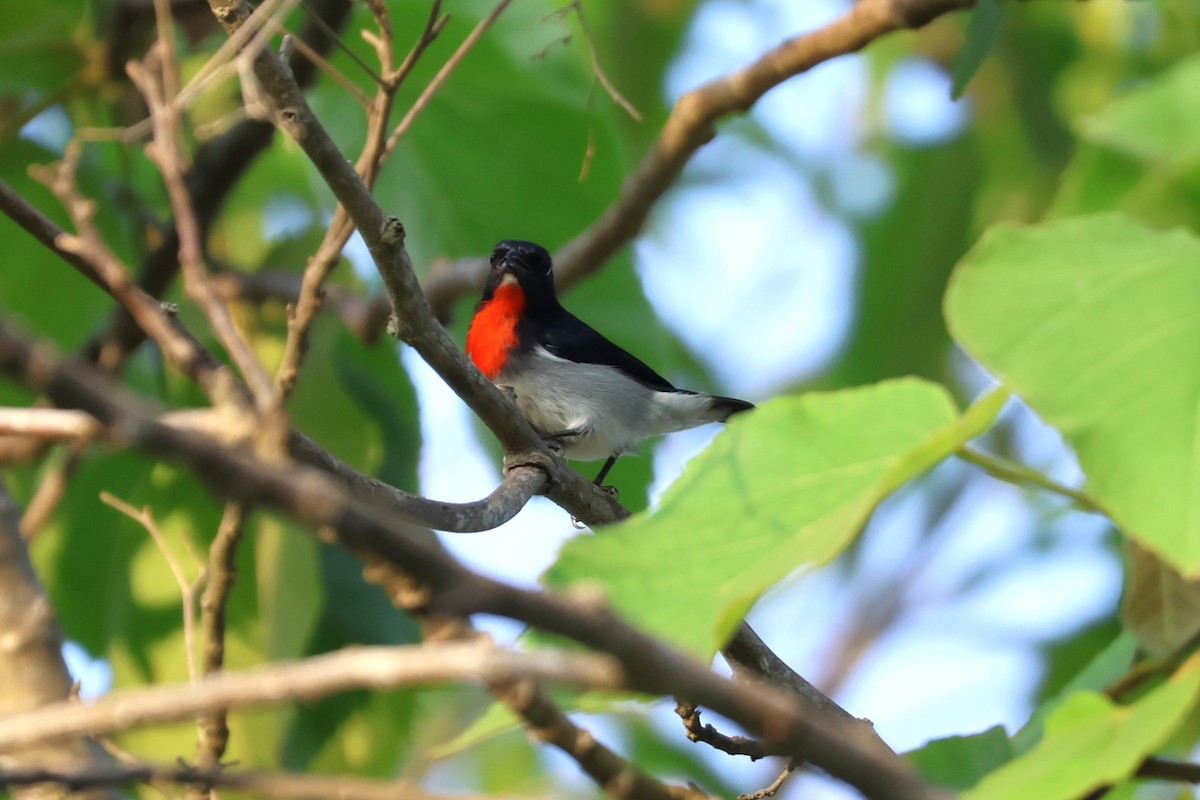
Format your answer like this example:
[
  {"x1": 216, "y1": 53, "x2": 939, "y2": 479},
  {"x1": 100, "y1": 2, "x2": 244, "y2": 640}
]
[
  {"x1": 594, "y1": 483, "x2": 619, "y2": 502},
  {"x1": 541, "y1": 426, "x2": 586, "y2": 457}
]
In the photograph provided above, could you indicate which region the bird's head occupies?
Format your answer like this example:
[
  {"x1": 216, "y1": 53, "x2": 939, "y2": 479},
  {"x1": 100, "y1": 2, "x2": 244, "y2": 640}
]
[{"x1": 482, "y1": 240, "x2": 559, "y2": 313}]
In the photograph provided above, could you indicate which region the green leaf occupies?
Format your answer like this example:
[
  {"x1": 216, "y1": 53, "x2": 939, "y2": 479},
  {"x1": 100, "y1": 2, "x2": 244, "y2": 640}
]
[
  {"x1": 908, "y1": 725, "x2": 1013, "y2": 791},
  {"x1": 1012, "y1": 631, "x2": 1138, "y2": 754},
  {"x1": 964, "y1": 652, "x2": 1200, "y2": 800},
  {"x1": 1081, "y1": 54, "x2": 1200, "y2": 164},
  {"x1": 545, "y1": 379, "x2": 1006, "y2": 656},
  {"x1": 1049, "y1": 56, "x2": 1200, "y2": 232},
  {"x1": 331, "y1": 330, "x2": 421, "y2": 492},
  {"x1": 950, "y1": 0, "x2": 1010, "y2": 99},
  {"x1": 0, "y1": 0, "x2": 85, "y2": 96},
  {"x1": 945, "y1": 214, "x2": 1200, "y2": 573}
]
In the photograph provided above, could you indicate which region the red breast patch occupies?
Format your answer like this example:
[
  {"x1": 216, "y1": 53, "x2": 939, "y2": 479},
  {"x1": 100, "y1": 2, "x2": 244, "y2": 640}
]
[{"x1": 466, "y1": 282, "x2": 526, "y2": 379}]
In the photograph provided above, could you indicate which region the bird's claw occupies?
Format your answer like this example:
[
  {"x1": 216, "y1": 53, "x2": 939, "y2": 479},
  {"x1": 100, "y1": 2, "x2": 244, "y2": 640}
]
[{"x1": 596, "y1": 484, "x2": 619, "y2": 501}]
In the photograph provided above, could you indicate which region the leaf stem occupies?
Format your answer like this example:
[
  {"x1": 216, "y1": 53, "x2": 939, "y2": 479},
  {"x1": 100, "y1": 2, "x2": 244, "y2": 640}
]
[{"x1": 956, "y1": 447, "x2": 1102, "y2": 514}]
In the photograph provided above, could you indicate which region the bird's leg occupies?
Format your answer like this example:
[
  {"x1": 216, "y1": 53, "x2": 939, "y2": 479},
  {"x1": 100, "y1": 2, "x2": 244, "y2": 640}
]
[
  {"x1": 590, "y1": 455, "x2": 620, "y2": 502},
  {"x1": 593, "y1": 455, "x2": 617, "y2": 485}
]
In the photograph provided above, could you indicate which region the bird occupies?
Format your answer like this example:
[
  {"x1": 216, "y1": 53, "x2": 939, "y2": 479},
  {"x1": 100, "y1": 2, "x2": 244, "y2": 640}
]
[{"x1": 466, "y1": 239, "x2": 754, "y2": 485}]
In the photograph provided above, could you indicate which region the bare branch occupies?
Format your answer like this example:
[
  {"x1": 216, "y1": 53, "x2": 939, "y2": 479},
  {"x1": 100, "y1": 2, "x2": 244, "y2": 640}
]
[
  {"x1": 0, "y1": 640, "x2": 624, "y2": 751},
  {"x1": 129, "y1": 45, "x2": 278, "y2": 410},
  {"x1": 0, "y1": 409, "x2": 99, "y2": 441},
  {"x1": 0, "y1": 320, "x2": 949, "y2": 800},
  {"x1": 99, "y1": 492, "x2": 205, "y2": 683},
  {"x1": 80, "y1": 0, "x2": 355, "y2": 369},
  {"x1": 738, "y1": 760, "x2": 798, "y2": 800},
  {"x1": 553, "y1": 0, "x2": 642, "y2": 121},
  {"x1": 0, "y1": 479, "x2": 121, "y2": 800},
  {"x1": 193, "y1": 501, "x2": 247, "y2": 784},
  {"x1": 0, "y1": 762, "x2": 505, "y2": 800},
  {"x1": 675, "y1": 703, "x2": 769, "y2": 760},
  {"x1": 382, "y1": 0, "x2": 514, "y2": 155}
]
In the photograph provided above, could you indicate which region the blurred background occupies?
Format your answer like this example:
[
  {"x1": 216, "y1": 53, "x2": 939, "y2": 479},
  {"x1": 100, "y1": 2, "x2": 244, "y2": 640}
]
[{"x1": 1, "y1": 0, "x2": 1192, "y2": 796}]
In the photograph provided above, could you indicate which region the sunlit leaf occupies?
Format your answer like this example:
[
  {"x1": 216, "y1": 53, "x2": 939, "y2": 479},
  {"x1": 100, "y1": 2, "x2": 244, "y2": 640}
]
[
  {"x1": 908, "y1": 725, "x2": 1013, "y2": 791},
  {"x1": 546, "y1": 380, "x2": 1006, "y2": 656},
  {"x1": 945, "y1": 214, "x2": 1200, "y2": 573},
  {"x1": 963, "y1": 653, "x2": 1200, "y2": 800}
]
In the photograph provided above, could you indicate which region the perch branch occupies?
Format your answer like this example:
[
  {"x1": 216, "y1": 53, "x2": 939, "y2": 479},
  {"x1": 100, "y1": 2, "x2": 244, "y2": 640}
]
[{"x1": 0, "y1": 320, "x2": 948, "y2": 800}]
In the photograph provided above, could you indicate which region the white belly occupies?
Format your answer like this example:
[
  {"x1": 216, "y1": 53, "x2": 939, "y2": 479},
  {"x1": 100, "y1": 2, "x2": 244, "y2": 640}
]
[{"x1": 497, "y1": 347, "x2": 719, "y2": 461}]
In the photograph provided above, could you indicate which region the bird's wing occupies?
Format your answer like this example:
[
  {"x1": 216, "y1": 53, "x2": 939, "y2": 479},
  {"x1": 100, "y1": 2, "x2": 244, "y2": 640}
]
[{"x1": 535, "y1": 310, "x2": 677, "y2": 392}]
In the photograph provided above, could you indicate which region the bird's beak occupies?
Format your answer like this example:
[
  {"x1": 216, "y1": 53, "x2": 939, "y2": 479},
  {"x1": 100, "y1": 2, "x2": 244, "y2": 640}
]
[{"x1": 500, "y1": 272, "x2": 518, "y2": 287}]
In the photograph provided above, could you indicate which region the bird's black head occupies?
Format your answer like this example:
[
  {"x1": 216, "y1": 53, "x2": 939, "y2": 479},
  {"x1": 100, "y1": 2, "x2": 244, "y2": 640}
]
[{"x1": 481, "y1": 240, "x2": 560, "y2": 313}]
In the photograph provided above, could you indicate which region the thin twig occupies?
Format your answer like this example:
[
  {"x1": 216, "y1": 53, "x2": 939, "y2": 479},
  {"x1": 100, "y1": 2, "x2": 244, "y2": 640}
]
[
  {"x1": 192, "y1": 501, "x2": 248, "y2": 795},
  {"x1": 382, "y1": 0, "x2": 514, "y2": 156},
  {"x1": 79, "y1": 0, "x2": 355, "y2": 371},
  {"x1": 675, "y1": 703, "x2": 769, "y2": 760},
  {"x1": 129, "y1": 49, "x2": 278, "y2": 411},
  {"x1": 737, "y1": 760, "x2": 798, "y2": 800},
  {"x1": 555, "y1": 0, "x2": 641, "y2": 121},
  {"x1": 390, "y1": 1, "x2": 449, "y2": 90},
  {"x1": 19, "y1": 443, "x2": 88, "y2": 539},
  {"x1": 0, "y1": 640, "x2": 625, "y2": 750},
  {"x1": 0, "y1": 762, "x2": 500, "y2": 800},
  {"x1": 100, "y1": 492, "x2": 205, "y2": 683}
]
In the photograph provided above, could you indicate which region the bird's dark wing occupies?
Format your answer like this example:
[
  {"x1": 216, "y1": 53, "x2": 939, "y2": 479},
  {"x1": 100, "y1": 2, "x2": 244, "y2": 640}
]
[{"x1": 535, "y1": 310, "x2": 676, "y2": 392}]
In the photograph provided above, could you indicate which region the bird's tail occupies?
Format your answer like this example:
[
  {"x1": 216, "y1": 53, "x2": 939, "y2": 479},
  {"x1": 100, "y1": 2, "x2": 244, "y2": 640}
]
[{"x1": 709, "y1": 395, "x2": 754, "y2": 422}]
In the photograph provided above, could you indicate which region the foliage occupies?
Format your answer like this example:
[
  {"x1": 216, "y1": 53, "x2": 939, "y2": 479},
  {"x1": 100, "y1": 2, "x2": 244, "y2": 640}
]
[{"x1": 0, "y1": 0, "x2": 1199, "y2": 798}]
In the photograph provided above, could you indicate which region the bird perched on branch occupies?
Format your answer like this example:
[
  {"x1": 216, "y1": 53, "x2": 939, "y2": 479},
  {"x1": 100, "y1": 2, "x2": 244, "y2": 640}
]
[{"x1": 466, "y1": 240, "x2": 754, "y2": 485}]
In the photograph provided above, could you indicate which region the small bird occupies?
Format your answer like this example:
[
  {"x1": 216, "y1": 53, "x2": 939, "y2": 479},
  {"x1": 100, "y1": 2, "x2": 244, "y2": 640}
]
[{"x1": 466, "y1": 240, "x2": 753, "y2": 485}]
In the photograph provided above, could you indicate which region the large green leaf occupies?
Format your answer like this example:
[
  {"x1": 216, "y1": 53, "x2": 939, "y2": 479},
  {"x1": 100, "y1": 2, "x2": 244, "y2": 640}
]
[
  {"x1": 546, "y1": 380, "x2": 1005, "y2": 656},
  {"x1": 1051, "y1": 54, "x2": 1200, "y2": 233},
  {"x1": 945, "y1": 214, "x2": 1200, "y2": 573},
  {"x1": 1081, "y1": 53, "x2": 1200, "y2": 164},
  {"x1": 964, "y1": 652, "x2": 1200, "y2": 800},
  {"x1": 908, "y1": 726, "x2": 1013, "y2": 791}
]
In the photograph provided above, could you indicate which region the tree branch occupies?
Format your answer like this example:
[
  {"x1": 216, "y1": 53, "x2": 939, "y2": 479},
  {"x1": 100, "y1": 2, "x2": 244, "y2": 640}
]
[
  {"x1": 0, "y1": 641, "x2": 623, "y2": 751},
  {"x1": 0, "y1": 320, "x2": 949, "y2": 800},
  {"x1": 82, "y1": 0, "x2": 356, "y2": 367},
  {"x1": 193, "y1": 501, "x2": 246, "y2": 792},
  {"x1": 0, "y1": 479, "x2": 121, "y2": 800},
  {"x1": 0, "y1": 762, "x2": 503, "y2": 800}
]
